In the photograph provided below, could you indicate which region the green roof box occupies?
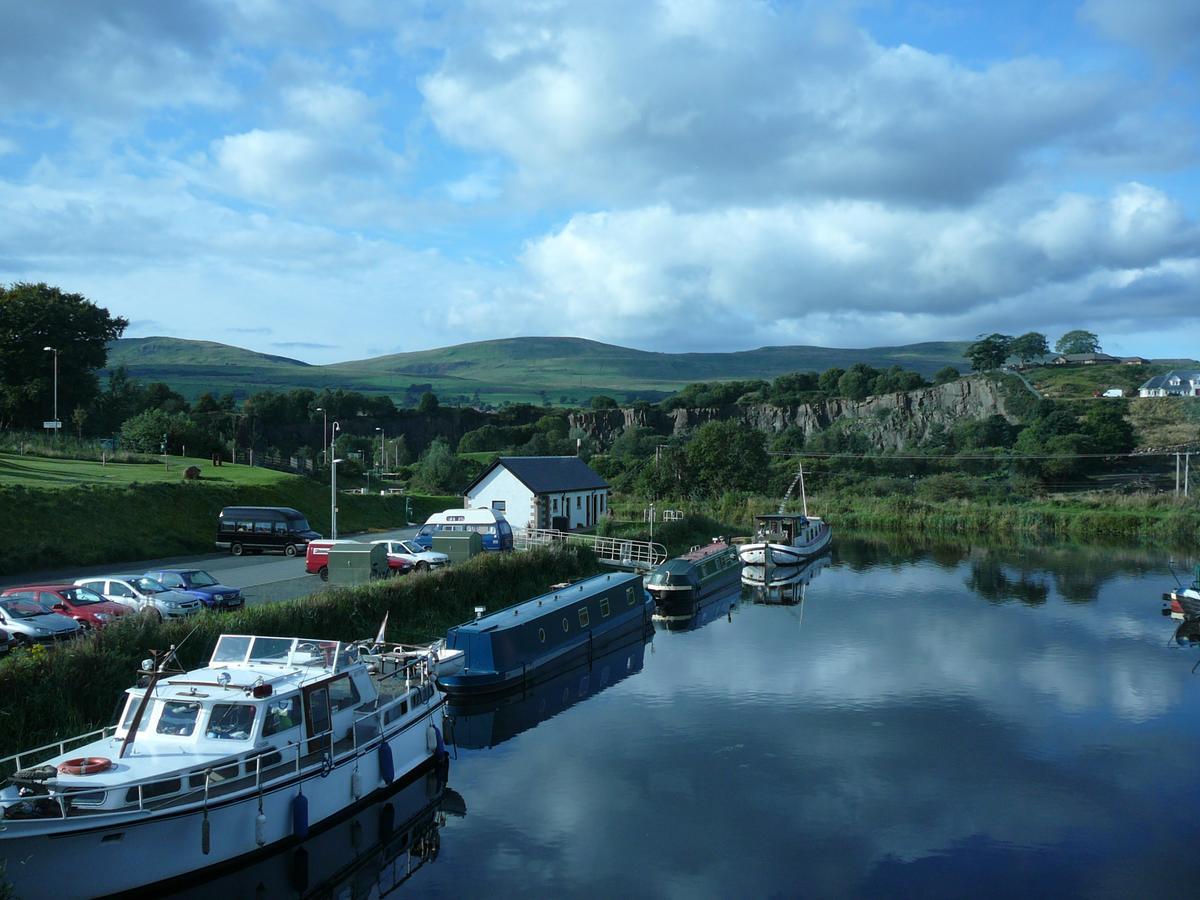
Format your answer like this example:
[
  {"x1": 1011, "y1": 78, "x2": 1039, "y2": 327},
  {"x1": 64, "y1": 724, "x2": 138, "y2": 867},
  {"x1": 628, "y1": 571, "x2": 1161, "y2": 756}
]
[
  {"x1": 433, "y1": 531, "x2": 483, "y2": 563},
  {"x1": 327, "y1": 542, "x2": 389, "y2": 585}
]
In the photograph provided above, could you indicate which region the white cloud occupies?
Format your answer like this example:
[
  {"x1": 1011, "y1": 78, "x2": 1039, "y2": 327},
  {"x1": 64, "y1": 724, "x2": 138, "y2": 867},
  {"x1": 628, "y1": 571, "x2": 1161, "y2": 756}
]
[{"x1": 1080, "y1": 0, "x2": 1200, "y2": 65}]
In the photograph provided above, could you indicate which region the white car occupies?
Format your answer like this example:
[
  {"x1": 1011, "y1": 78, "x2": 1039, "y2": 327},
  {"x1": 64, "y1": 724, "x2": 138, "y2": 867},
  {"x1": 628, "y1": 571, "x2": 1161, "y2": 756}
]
[
  {"x1": 371, "y1": 539, "x2": 450, "y2": 571},
  {"x1": 74, "y1": 574, "x2": 202, "y2": 621}
]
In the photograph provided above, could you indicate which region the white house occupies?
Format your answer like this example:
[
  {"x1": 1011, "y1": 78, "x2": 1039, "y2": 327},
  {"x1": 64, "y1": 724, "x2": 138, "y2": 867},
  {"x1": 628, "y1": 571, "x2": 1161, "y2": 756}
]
[
  {"x1": 1139, "y1": 371, "x2": 1200, "y2": 397},
  {"x1": 463, "y1": 456, "x2": 611, "y2": 531}
]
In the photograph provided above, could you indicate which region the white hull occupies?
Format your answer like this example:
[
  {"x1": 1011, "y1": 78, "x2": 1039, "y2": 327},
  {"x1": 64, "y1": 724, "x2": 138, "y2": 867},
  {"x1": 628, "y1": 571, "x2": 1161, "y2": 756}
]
[
  {"x1": 1, "y1": 705, "x2": 442, "y2": 899},
  {"x1": 737, "y1": 529, "x2": 831, "y2": 566}
]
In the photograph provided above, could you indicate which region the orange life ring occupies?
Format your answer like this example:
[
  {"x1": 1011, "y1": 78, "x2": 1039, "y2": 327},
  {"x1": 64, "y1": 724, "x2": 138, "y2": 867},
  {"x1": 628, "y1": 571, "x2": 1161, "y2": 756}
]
[{"x1": 57, "y1": 756, "x2": 114, "y2": 776}]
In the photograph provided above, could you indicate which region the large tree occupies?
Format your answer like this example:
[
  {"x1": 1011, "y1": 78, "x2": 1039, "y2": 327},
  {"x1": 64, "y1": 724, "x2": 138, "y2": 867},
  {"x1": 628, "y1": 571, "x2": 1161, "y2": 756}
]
[
  {"x1": 1010, "y1": 332, "x2": 1050, "y2": 365},
  {"x1": 0, "y1": 283, "x2": 128, "y2": 429},
  {"x1": 964, "y1": 333, "x2": 1013, "y2": 371},
  {"x1": 685, "y1": 420, "x2": 769, "y2": 496},
  {"x1": 1054, "y1": 330, "x2": 1101, "y2": 355}
]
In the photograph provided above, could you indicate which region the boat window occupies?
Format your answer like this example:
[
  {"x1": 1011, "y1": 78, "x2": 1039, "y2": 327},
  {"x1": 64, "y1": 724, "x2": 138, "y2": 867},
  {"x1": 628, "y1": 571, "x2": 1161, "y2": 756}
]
[
  {"x1": 263, "y1": 696, "x2": 301, "y2": 736},
  {"x1": 120, "y1": 697, "x2": 152, "y2": 732},
  {"x1": 600, "y1": 599, "x2": 610, "y2": 617},
  {"x1": 127, "y1": 779, "x2": 181, "y2": 803},
  {"x1": 249, "y1": 637, "x2": 295, "y2": 663},
  {"x1": 212, "y1": 635, "x2": 252, "y2": 664},
  {"x1": 207, "y1": 704, "x2": 256, "y2": 740},
  {"x1": 562, "y1": 617, "x2": 570, "y2": 633},
  {"x1": 578, "y1": 608, "x2": 590, "y2": 628},
  {"x1": 156, "y1": 701, "x2": 201, "y2": 736},
  {"x1": 328, "y1": 675, "x2": 361, "y2": 712},
  {"x1": 538, "y1": 627, "x2": 546, "y2": 642}
]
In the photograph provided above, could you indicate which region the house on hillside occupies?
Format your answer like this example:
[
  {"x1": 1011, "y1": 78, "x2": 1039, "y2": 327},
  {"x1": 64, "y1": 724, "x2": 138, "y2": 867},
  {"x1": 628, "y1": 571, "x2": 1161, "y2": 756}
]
[
  {"x1": 464, "y1": 456, "x2": 610, "y2": 531},
  {"x1": 1139, "y1": 371, "x2": 1200, "y2": 398},
  {"x1": 1121, "y1": 356, "x2": 1150, "y2": 365},
  {"x1": 1052, "y1": 352, "x2": 1120, "y2": 366}
]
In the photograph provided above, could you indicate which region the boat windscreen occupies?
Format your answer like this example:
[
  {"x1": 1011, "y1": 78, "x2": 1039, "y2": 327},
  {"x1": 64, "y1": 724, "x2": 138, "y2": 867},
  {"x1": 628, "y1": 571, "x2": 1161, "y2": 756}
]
[{"x1": 212, "y1": 635, "x2": 252, "y2": 664}]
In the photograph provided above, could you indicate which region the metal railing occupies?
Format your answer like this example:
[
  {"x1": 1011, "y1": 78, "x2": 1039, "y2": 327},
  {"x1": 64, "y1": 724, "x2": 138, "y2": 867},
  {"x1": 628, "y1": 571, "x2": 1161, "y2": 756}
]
[{"x1": 514, "y1": 528, "x2": 666, "y2": 570}]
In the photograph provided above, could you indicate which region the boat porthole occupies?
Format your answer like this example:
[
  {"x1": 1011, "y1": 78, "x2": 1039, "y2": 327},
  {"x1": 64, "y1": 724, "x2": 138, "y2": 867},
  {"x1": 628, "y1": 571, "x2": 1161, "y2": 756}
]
[
  {"x1": 626, "y1": 587, "x2": 635, "y2": 606},
  {"x1": 538, "y1": 628, "x2": 546, "y2": 643},
  {"x1": 562, "y1": 617, "x2": 569, "y2": 632}
]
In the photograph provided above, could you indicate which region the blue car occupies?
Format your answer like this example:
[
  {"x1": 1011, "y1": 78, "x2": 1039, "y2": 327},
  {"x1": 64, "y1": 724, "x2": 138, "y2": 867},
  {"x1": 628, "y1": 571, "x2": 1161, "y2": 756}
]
[{"x1": 144, "y1": 569, "x2": 244, "y2": 611}]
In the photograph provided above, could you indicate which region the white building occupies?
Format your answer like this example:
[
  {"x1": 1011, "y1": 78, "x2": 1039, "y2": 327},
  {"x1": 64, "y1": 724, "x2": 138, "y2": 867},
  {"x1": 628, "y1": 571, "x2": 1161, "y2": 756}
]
[
  {"x1": 463, "y1": 456, "x2": 611, "y2": 531},
  {"x1": 1139, "y1": 371, "x2": 1200, "y2": 397}
]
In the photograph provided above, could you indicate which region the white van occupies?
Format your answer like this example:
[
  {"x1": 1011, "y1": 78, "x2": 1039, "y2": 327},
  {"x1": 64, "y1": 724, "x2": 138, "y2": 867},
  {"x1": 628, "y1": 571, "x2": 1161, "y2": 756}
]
[{"x1": 413, "y1": 508, "x2": 514, "y2": 552}]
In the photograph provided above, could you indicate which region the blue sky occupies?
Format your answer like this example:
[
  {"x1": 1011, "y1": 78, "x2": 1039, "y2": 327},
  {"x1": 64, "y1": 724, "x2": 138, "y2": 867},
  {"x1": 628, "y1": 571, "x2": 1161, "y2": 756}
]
[{"x1": 1, "y1": 0, "x2": 1198, "y2": 364}]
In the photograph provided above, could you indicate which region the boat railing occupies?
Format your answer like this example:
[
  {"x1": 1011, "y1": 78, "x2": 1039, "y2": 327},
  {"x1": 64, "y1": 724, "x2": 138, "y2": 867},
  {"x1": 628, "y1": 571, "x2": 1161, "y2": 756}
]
[{"x1": 0, "y1": 726, "x2": 118, "y2": 780}]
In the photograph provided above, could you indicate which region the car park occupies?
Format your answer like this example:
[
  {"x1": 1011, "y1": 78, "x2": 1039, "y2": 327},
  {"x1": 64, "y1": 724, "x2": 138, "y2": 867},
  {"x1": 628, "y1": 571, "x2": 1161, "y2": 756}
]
[
  {"x1": 0, "y1": 584, "x2": 129, "y2": 631},
  {"x1": 0, "y1": 596, "x2": 82, "y2": 646},
  {"x1": 144, "y1": 569, "x2": 244, "y2": 611},
  {"x1": 73, "y1": 575, "x2": 202, "y2": 621},
  {"x1": 371, "y1": 539, "x2": 450, "y2": 571}
]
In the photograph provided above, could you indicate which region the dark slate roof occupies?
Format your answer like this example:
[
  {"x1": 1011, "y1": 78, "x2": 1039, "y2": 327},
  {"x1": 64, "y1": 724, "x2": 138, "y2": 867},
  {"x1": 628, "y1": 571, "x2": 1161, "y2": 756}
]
[
  {"x1": 465, "y1": 456, "x2": 609, "y2": 496},
  {"x1": 1056, "y1": 352, "x2": 1119, "y2": 363},
  {"x1": 1140, "y1": 370, "x2": 1200, "y2": 392}
]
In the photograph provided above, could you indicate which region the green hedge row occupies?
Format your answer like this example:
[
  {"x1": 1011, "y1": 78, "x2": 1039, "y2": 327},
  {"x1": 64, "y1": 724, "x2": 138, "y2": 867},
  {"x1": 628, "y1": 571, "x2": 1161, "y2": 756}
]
[
  {"x1": 0, "y1": 545, "x2": 600, "y2": 761},
  {"x1": 0, "y1": 481, "x2": 459, "y2": 575}
]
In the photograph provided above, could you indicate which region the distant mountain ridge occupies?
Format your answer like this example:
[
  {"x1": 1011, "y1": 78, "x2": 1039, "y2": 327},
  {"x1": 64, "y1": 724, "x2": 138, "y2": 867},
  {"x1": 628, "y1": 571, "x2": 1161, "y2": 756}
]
[{"x1": 105, "y1": 335, "x2": 972, "y2": 406}]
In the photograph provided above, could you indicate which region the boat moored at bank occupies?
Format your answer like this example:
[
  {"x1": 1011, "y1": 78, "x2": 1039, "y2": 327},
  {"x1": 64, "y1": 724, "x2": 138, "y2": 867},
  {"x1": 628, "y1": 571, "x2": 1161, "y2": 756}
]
[
  {"x1": 736, "y1": 513, "x2": 832, "y2": 566},
  {"x1": 437, "y1": 572, "x2": 653, "y2": 697},
  {"x1": 646, "y1": 539, "x2": 741, "y2": 618},
  {"x1": 0, "y1": 633, "x2": 446, "y2": 899}
]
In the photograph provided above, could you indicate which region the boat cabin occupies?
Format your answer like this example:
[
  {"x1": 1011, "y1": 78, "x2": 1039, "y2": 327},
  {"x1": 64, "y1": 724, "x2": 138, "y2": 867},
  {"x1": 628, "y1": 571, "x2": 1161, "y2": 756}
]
[{"x1": 753, "y1": 514, "x2": 820, "y2": 545}]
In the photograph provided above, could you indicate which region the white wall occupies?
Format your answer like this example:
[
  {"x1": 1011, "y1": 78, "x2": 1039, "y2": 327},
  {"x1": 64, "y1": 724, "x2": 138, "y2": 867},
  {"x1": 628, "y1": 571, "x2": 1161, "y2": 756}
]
[{"x1": 465, "y1": 468, "x2": 536, "y2": 528}]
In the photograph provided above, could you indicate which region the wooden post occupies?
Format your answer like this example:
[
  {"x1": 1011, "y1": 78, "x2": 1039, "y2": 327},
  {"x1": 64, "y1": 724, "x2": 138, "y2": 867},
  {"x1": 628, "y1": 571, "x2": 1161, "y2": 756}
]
[{"x1": 1177, "y1": 453, "x2": 1181, "y2": 496}]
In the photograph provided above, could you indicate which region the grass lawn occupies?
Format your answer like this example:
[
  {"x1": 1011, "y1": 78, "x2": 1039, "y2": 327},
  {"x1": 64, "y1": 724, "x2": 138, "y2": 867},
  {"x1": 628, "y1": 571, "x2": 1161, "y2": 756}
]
[{"x1": 0, "y1": 451, "x2": 298, "y2": 490}]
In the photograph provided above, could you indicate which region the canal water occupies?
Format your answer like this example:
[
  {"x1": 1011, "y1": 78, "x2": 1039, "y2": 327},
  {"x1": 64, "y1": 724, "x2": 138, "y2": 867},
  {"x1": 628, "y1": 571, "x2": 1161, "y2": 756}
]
[{"x1": 197, "y1": 536, "x2": 1200, "y2": 898}]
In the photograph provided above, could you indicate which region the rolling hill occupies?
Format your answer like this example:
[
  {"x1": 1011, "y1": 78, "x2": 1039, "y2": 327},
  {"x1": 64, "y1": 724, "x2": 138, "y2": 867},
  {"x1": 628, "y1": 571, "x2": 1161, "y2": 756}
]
[{"x1": 106, "y1": 335, "x2": 972, "y2": 406}]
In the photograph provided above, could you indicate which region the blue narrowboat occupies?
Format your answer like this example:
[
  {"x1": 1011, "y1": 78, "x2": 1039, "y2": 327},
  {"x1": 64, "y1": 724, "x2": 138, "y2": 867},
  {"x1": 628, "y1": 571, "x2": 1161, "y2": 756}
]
[
  {"x1": 645, "y1": 540, "x2": 741, "y2": 618},
  {"x1": 437, "y1": 572, "x2": 653, "y2": 696}
]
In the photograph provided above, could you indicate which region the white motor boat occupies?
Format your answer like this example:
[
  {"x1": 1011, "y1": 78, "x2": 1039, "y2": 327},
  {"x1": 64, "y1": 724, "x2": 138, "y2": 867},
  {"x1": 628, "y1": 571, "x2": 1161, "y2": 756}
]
[
  {"x1": 736, "y1": 513, "x2": 832, "y2": 566},
  {"x1": 0, "y1": 633, "x2": 448, "y2": 899}
]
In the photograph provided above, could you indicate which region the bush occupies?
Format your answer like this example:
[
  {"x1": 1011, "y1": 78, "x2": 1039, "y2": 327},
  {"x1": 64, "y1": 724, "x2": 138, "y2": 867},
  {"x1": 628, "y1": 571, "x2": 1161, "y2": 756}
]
[{"x1": 915, "y1": 474, "x2": 982, "y2": 502}]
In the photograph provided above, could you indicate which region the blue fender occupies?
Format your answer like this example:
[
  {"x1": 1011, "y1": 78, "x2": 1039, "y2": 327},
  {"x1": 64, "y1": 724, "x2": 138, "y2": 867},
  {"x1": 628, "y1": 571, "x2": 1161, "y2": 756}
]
[
  {"x1": 292, "y1": 792, "x2": 309, "y2": 839},
  {"x1": 379, "y1": 739, "x2": 395, "y2": 784}
]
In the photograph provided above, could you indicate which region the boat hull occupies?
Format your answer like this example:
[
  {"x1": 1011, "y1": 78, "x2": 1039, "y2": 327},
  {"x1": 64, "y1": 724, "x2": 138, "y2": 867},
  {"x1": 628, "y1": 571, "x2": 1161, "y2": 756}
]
[
  {"x1": 1166, "y1": 588, "x2": 1200, "y2": 618},
  {"x1": 0, "y1": 704, "x2": 443, "y2": 900},
  {"x1": 648, "y1": 565, "x2": 741, "y2": 617}
]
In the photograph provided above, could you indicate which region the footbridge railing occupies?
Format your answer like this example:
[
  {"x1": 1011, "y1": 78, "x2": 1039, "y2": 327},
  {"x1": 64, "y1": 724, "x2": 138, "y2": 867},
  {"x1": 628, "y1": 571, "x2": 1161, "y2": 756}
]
[{"x1": 514, "y1": 528, "x2": 667, "y2": 571}]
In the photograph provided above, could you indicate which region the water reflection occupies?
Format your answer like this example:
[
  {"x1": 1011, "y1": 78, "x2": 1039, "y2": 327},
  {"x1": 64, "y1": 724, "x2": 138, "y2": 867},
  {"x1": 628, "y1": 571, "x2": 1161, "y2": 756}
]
[
  {"x1": 444, "y1": 629, "x2": 652, "y2": 751},
  {"x1": 741, "y1": 552, "x2": 830, "y2": 605},
  {"x1": 165, "y1": 765, "x2": 457, "y2": 899},
  {"x1": 653, "y1": 588, "x2": 739, "y2": 632}
]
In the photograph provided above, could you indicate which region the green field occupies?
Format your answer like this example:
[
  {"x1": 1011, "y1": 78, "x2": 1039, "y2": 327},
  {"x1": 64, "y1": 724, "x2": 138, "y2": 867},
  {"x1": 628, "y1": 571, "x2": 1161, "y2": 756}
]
[
  {"x1": 1026, "y1": 362, "x2": 1177, "y2": 399},
  {"x1": 0, "y1": 451, "x2": 296, "y2": 489},
  {"x1": 106, "y1": 335, "x2": 972, "y2": 405}
]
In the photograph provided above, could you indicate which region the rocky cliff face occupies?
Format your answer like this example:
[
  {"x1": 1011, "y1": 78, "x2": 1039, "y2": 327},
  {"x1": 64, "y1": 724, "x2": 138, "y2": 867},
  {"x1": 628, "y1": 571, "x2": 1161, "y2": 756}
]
[{"x1": 568, "y1": 376, "x2": 1015, "y2": 451}]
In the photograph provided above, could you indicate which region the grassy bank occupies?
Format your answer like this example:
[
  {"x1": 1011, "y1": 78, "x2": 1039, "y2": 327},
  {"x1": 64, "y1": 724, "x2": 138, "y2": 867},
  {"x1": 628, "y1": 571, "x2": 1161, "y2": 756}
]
[
  {"x1": 0, "y1": 479, "x2": 458, "y2": 575},
  {"x1": 0, "y1": 545, "x2": 599, "y2": 762}
]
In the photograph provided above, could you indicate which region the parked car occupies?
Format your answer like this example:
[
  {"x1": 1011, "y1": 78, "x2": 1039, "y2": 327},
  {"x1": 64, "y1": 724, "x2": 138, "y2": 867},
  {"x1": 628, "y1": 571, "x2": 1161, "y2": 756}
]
[
  {"x1": 144, "y1": 569, "x2": 244, "y2": 611},
  {"x1": 0, "y1": 627, "x2": 13, "y2": 657},
  {"x1": 73, "y1": 575, "x2": 202, "y2": 621},
  {"x1": 0, "y1": 595, "x2": 82, "y2": 646},
  {"x1": 216, "y1": 505, "x2": 322, "y2": 557},
  {"x1": 304, "y1": 540, "x2": 410, "y2": 580},
  {"x1": 0, "y1": 584, "x2": 129, "y2": 631},
  {"x1": 371, "y1": 539, "x2": 450, "y2": 572}
]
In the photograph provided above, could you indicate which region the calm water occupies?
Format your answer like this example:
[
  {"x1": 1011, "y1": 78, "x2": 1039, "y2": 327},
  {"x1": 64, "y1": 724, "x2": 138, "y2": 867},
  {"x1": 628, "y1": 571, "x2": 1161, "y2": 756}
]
[{"x1": 186, "y1": 538, "x2": 1200, "y2": 898}]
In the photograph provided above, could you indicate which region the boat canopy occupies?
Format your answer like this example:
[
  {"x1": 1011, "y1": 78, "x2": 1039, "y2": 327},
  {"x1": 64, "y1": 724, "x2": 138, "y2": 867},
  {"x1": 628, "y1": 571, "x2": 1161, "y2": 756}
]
[{"x1": 209, "y1": 634, "x2": 358, "y2": 674}]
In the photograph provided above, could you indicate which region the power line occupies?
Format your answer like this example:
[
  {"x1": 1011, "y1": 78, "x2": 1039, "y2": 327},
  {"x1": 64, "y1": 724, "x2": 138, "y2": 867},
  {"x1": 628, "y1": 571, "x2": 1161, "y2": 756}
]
[{"x1": 767, "y1": 449, "x2": 1198, "y2": 460}]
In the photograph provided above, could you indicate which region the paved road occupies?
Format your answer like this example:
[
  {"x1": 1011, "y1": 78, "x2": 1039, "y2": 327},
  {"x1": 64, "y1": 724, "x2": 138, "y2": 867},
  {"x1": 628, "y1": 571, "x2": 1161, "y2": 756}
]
[{"x1": 0, "y1": 526, "x2": 419, "y2": 606}]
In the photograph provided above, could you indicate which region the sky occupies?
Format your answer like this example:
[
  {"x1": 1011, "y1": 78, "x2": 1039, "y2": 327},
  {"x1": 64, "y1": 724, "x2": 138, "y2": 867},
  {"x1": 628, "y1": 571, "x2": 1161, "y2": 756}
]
[{"x1": 1, "y1": 0, "x2": 1198, "y2": 364}]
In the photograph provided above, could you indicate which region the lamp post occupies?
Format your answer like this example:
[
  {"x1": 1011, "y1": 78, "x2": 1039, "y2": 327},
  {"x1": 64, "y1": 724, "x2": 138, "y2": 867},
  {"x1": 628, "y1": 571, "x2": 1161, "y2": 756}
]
[
  {"x1": 375, "y1": 426, "x2": 384, "y2": 475},
  {"x1": 330, "y1": 421, "x2": 342, "y2": 539},
  {"x1": 316, "y1": 407, "x2": 327, "y2": 464},
  {"x1": 43, "y1": 346, "x2": 58, "y2": 437}
]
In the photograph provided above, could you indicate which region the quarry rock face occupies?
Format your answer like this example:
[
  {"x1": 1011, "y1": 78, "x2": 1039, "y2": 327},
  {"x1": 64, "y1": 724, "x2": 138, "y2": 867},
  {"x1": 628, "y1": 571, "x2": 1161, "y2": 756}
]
[{"x1": 568, "y1": 376, "x2": 1015, "y2": 451}]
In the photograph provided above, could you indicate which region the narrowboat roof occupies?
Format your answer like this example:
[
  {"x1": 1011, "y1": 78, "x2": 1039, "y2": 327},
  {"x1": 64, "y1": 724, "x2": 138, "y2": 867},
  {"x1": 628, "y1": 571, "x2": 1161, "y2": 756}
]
[
  {"x1": 453, "y1": 572, "x2": 641, "y2": 634},
  {"x1": 679, "y1": 541, "x2": 735, "y2": 561},
  {"x1": 754, "y1": 513, "x2": 809, "y2": 522}
]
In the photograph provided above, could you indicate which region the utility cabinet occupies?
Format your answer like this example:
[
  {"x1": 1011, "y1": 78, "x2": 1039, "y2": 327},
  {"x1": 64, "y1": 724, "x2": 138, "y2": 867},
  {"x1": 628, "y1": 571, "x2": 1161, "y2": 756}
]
[
  {"x1": 327, "y1": 543, "x2": 389, "y2": 585},
  {"x1": 433, "y1": 532, "x2": 483, "y2": 563}
]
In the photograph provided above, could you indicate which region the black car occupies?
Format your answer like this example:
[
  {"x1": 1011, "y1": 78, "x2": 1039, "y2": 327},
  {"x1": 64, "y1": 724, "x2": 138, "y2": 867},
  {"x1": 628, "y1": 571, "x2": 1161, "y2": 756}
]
[{"x1": 215, "y1": 506, "x2": 322, "y2": 557}]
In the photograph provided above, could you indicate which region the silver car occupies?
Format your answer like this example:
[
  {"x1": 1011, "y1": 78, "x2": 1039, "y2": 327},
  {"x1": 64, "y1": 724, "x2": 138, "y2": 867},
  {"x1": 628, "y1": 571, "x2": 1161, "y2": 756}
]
[
  {"x1": 0, "y1": 596, "x2": 82, "y2": 646},
  {"x1": 74, "y1": 575, "x2": 202, "y2": 621}
]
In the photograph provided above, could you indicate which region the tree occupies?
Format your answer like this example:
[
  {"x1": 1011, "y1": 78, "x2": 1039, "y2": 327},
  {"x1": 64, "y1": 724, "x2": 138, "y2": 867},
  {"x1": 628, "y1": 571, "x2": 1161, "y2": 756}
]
[
  {"x1": 410, "y1": 438, "x2": 464, "y2": 492},
  {"x1": 417, "y1": 391, "x2": 440, "y2": 415},
  {"x1": 933, "y1": 366, "x2": 960, "y2": 385},
  {"x1": 685, "y1": 420, "x2": 769, "y2": 496},
  {"x1": 590, "y1": 395, "x2": 619, "y2": 410},
  {"x1": 838, "y1": 364, "x2": 878, "y2": 401},
  {"x1": 1054, "y1": 330, "x2": 1101, "y2": 355},
  {"x1": 1010, "y1": 332, "x2": 1049, "y2": 365},
  {"x1": 0, "y1": 283, "x2": 128, "y2": 428},
  {"x1": 71, "y1": 405, "x2": 88, "y2": 440},
  {"x1": 120, "y1": 408, "x2": 201, "y2": 454},
  {"x1": 964, "y1": 334, "x2": 1013, "y2": 371}
]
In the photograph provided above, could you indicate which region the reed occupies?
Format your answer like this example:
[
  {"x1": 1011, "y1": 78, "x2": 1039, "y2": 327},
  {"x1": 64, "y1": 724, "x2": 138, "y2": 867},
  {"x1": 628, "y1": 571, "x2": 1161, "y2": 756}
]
[{"x1": 0, "y1": 545, "x2": 599, "y2": 760}]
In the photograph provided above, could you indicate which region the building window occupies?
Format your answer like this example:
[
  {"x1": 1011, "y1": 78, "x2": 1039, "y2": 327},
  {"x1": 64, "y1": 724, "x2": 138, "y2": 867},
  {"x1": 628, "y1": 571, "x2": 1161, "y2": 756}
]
[
  {"x1": 492, "y1": 500, "x2": 506, "y2": 512},
  {"x1": 552, "y1": 498, "x2": 558, "y2": 512},
  {"x1": 600, "y1": 495, "x2": 605, "y2": 512},
  {"x1": 576, "y1": 496, "x2": 581, "y2": 509},
  {"x1": 578, "y1": 608, "x2": 590, "y2": 628}
]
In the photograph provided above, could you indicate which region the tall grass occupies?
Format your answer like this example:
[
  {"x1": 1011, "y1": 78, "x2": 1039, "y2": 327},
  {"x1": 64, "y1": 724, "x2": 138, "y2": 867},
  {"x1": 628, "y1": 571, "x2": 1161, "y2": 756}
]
[
  {"x1": 0, "y1": 481, "x2": 459, "y2": 575},
  {"x1": 0, "y1": 546, "x2": 599, "y2": 760}
]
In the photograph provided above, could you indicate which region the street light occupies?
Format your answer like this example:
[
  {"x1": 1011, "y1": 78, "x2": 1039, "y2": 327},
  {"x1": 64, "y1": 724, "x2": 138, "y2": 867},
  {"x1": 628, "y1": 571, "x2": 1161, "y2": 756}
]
[
  {"x1": 43, "y1": 346, "x2": 58, "y2": 437},
  {"x1": 375, "y1": 426, "x2": 384, "y2": 474},
  {"x1": 316, "y1": 407, "x2": 327, "y2": 465},
  {"x1": 330, "y1": 422, "x2": 341, "y2": 539},
  {"x1": 331, "y1": 458, "x2": 344, "y2": 540}
]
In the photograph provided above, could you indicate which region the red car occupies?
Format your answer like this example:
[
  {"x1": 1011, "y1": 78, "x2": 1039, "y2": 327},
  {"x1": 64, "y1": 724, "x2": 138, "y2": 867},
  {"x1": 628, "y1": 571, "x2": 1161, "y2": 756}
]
[{"x1": 0, "y1": 583, "x2": 130, "y2": 631}]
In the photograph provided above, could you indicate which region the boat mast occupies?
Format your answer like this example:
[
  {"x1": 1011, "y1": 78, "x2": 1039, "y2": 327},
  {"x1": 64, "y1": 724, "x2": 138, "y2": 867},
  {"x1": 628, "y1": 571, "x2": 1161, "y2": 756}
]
[
  {"x1": 798, "y1": 460, "x2": 808, "y2": 517},
  {"x1": 118, "y1": 645, "x2": 177, "y2": 759}
]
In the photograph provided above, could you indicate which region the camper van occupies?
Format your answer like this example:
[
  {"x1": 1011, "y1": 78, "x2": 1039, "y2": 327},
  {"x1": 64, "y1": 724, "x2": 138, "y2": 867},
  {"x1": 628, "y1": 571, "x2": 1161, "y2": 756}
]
[
  {"x1": 215, "y1": 506, "x2": 322, "y2": 557},
  {"x1": 414, "y1": 508, "x2": 514, "y2": 552}
]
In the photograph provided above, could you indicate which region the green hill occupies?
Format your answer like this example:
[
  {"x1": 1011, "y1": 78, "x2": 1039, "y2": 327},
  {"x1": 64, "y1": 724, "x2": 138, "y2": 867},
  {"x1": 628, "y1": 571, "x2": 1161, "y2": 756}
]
[{"x1": 106, "y1": 335, "x2": 971, "y2": 406}]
